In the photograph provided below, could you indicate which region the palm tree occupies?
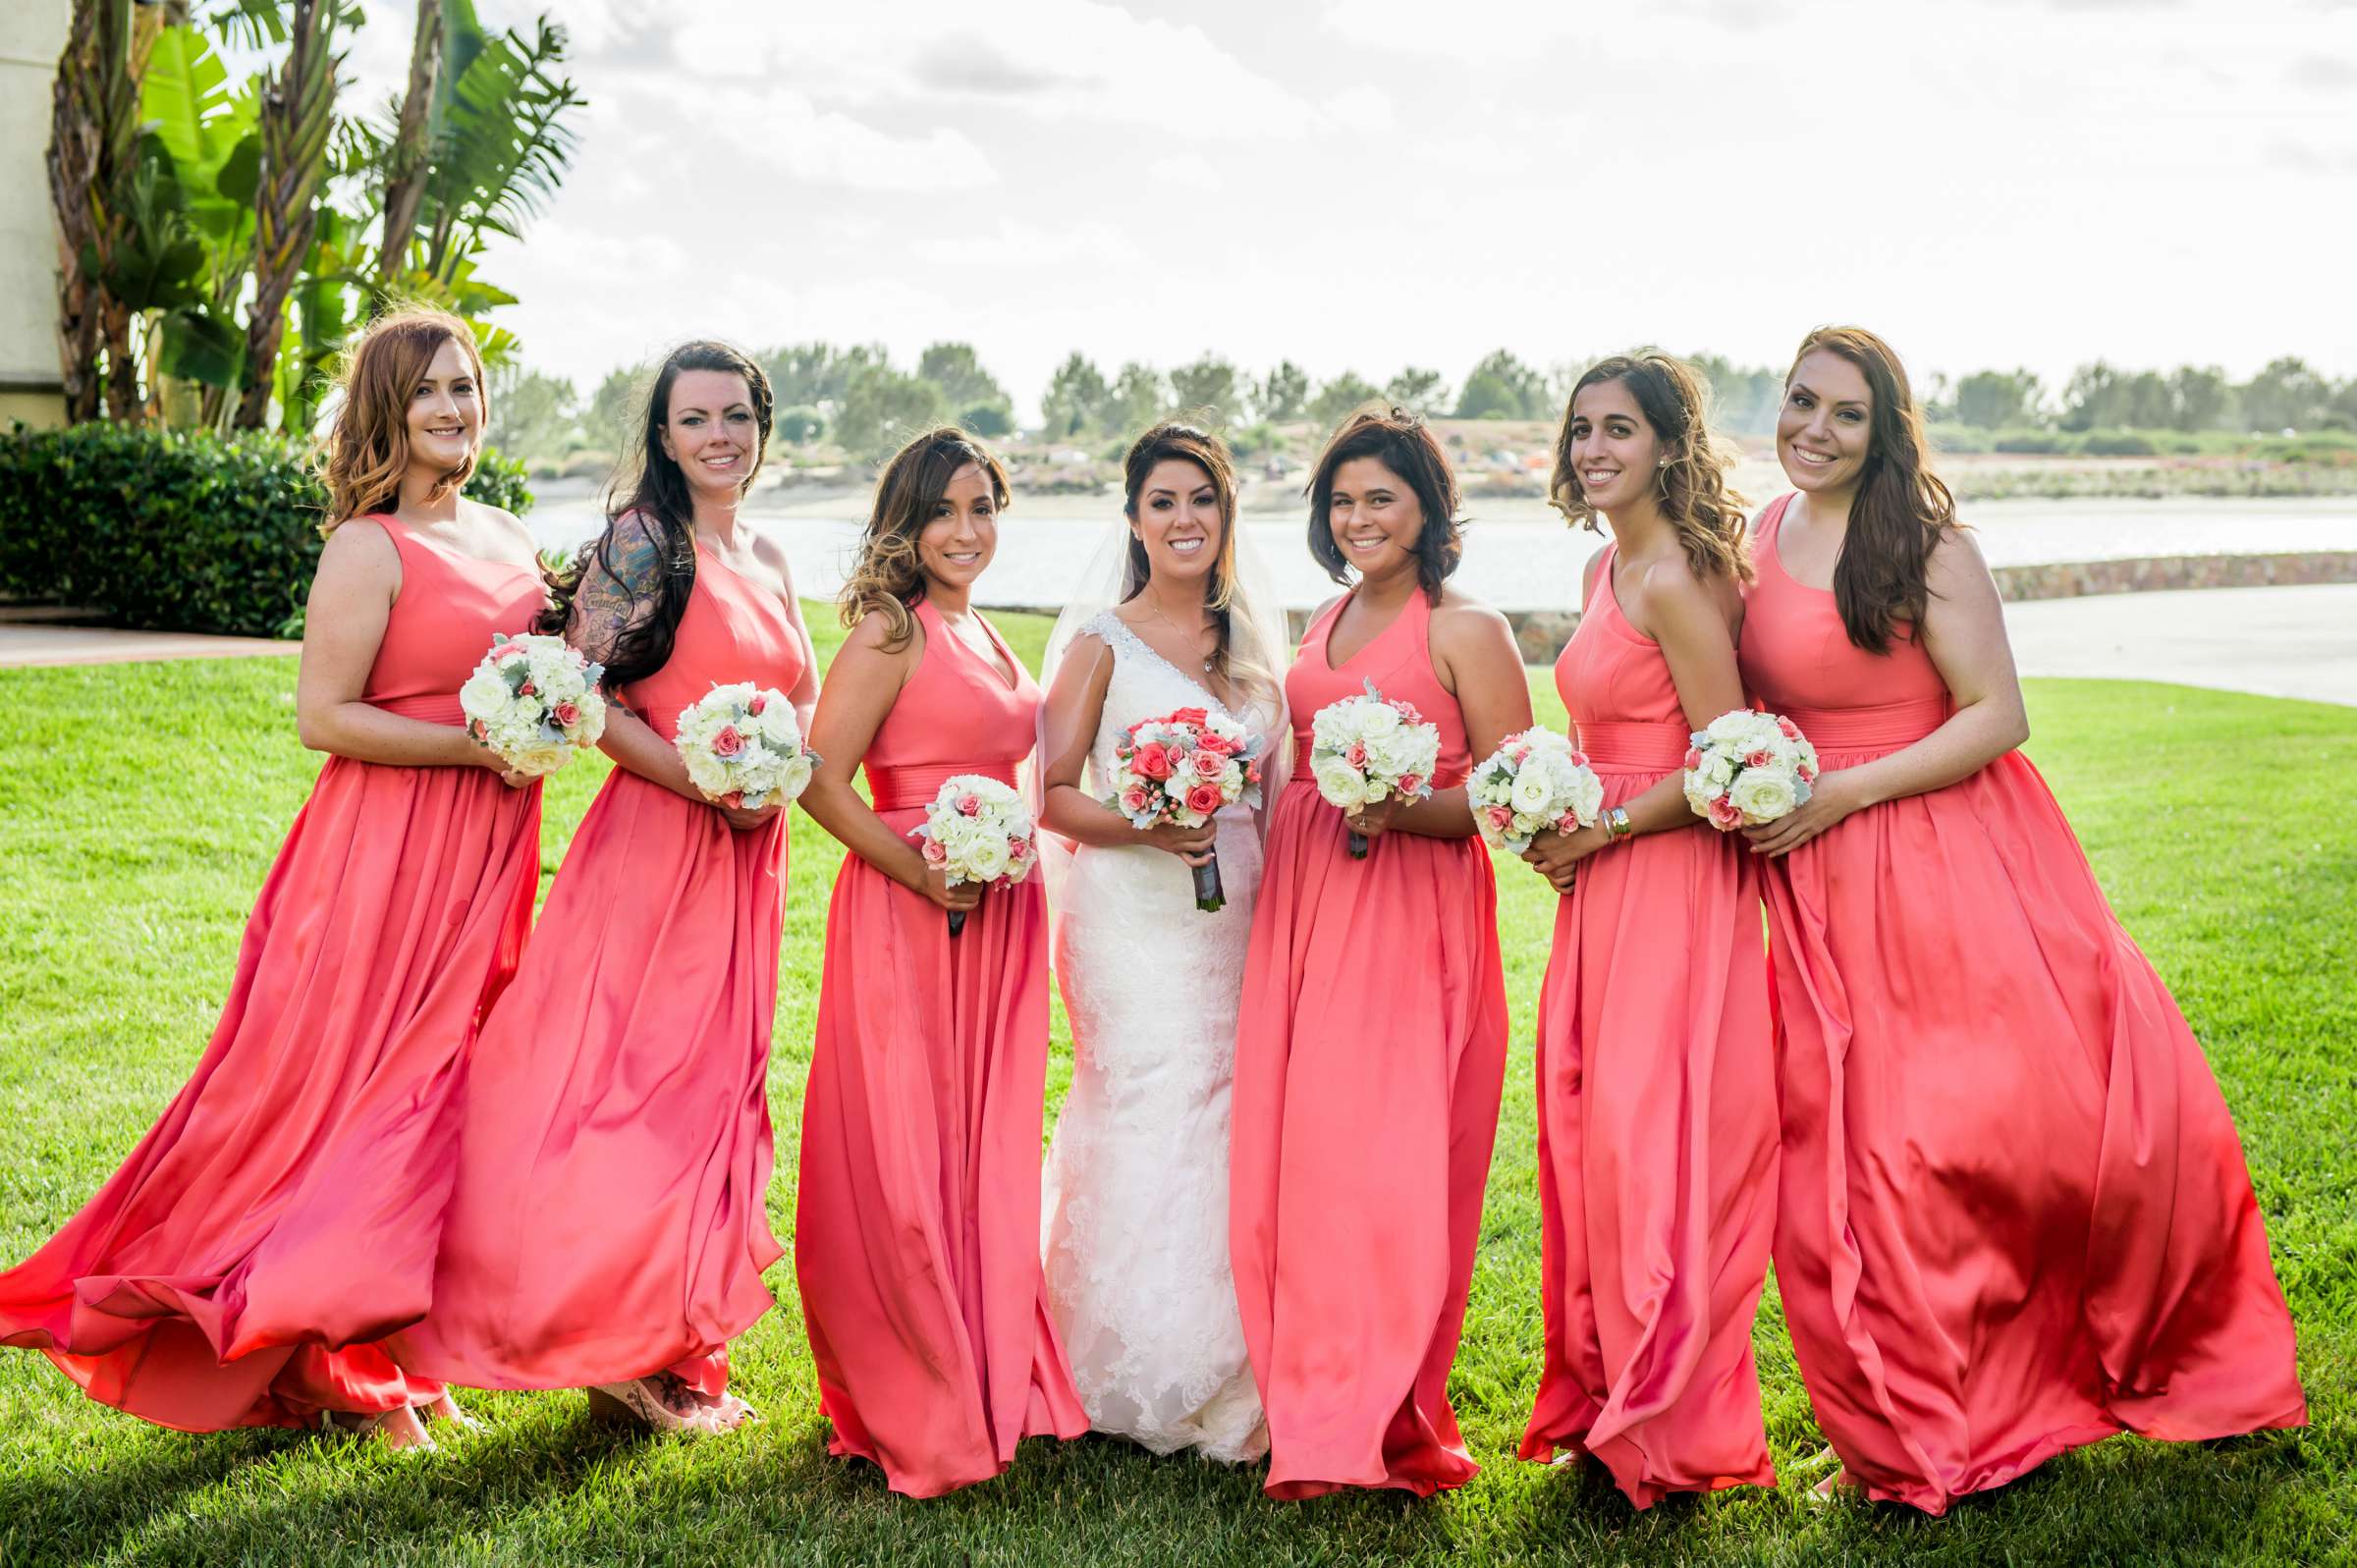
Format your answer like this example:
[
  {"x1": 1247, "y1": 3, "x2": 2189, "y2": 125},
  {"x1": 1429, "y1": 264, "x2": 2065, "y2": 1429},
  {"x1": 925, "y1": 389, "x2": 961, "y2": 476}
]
[{"x1": 236, "y1": 0, "x2": 344, "y2": 430}]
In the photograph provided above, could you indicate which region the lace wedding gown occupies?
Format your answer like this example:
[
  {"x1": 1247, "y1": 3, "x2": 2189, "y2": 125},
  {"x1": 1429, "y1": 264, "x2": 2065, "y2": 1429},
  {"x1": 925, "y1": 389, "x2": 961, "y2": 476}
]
[{"x1": 1041, "y1": 612, "x2": 1274, "y2": 1462}]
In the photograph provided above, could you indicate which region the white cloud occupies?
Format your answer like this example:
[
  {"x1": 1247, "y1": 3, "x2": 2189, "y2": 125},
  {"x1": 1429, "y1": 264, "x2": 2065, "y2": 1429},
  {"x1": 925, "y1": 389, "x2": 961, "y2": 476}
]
[
  {"x1": 911, "y1": 220, "x2": 1137, "y2": 267},
  {"x1": 1149, "y1": 154, "x2": 1224, "y2": 191}
]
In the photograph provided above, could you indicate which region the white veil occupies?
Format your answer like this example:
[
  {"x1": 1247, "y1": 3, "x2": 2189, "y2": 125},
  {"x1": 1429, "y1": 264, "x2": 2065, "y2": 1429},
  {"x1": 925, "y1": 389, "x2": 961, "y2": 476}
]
[{"x1": 1028, "y1": 516, "x2": 1293, "y2": 921}]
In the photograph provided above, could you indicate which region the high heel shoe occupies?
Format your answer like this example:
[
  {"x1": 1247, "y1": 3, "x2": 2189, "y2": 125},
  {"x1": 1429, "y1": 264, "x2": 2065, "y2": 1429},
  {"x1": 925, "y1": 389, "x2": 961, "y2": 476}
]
[
  {"x1": 586, "y1": 1377, "x2": 720, "y2": 1433},
  {"x1": 319, "y1": 1406, "x2": 436, "y2": 1451}
]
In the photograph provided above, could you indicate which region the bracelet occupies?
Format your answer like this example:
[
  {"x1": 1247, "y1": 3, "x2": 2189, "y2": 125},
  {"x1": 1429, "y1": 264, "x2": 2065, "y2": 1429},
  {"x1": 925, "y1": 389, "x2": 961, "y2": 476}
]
[{"x1": 1602, "y1": 806, "x2": 1633, "y2": 844}]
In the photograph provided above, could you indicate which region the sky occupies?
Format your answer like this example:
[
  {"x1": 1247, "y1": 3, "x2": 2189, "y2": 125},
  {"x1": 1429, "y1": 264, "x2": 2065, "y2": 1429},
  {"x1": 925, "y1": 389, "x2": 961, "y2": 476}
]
[{"x1": 341, "y1": 0, "x2": 2356, "y2": 418}]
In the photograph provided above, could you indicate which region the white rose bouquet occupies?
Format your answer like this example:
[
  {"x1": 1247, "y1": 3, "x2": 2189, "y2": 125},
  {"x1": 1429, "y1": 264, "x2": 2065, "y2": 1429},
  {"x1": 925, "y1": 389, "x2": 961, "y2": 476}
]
[
  {"x1": 1103, "y1": 705, "x2": 1267, "y2": 913},
  {"x1": 1308, "y1": 679, "x2": 1443, "y2": 859},
  {"x1": 673, "y1": 683, "x2": 819, "y2": 811},
  {"x1": 459, "y1": 632, "x2": 607, "y2": 779},
  {"x1": 1467, "y1": 726, "x2": 1606, "y2": 853},
  {"x1": 915, "y1": 775, "x2": 1039, "y2": 937},
  {"x1": 1682, "y1": 708, "x2": 1820, "y2": 830}
]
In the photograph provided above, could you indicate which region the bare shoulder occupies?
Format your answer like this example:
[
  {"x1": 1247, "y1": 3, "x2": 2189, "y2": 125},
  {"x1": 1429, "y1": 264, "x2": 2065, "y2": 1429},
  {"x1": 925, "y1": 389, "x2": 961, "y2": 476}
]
[
  {"x1": 318, "y1": 515, "x2": 398, "y2": 574},
  {"x1": 1307, "y1": 591, "x2": 1346, "y2": 626},
  {"x1": 1432, "y1": 584, "x2": 1514, "y2": 644},
  {"x1": 844, "y1": 605, "x2": 919, "y2": 660},
  {"x1": 1926, "y1": 526, "x2": 1999, "y2": 597},
  {"x1": 749, "y1": 526, "x2": 795, "y2": 580},
  {"x1": 1581, "y1": 548, "x2": 1606, "y2": 603}
]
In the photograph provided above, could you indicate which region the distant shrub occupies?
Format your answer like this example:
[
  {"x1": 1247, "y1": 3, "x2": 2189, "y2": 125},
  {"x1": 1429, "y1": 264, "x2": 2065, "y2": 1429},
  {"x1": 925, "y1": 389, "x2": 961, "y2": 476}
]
[{"x1": 0, "y1": 423, "x2": 532, "y2": 638}]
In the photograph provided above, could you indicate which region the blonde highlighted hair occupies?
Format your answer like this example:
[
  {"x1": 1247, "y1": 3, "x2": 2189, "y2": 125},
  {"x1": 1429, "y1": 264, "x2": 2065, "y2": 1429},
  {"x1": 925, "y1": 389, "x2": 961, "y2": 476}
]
[
  {"x1": 317, "y1": 306, "x2": 485, "y2": 534},
  {"x1": 1549, "y1": 351, "x2": 1751, "y2": 583},
  {"x1": 838, "y1": 426, "x2": 1012, "y2": 649}
]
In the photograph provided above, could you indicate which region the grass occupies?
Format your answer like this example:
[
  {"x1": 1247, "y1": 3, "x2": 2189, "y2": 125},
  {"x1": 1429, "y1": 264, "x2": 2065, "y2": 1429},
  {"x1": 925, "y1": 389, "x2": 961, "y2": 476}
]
[{"x1": 1, "y1": 620, "x2": 2350, "y2": 1567}]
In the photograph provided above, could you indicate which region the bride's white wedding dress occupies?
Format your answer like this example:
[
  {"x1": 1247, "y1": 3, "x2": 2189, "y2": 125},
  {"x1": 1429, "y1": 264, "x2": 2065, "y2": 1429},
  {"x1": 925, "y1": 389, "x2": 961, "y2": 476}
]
[{"x1": 1041, "y1": 611, "x2": 1273, "y2": 1462}]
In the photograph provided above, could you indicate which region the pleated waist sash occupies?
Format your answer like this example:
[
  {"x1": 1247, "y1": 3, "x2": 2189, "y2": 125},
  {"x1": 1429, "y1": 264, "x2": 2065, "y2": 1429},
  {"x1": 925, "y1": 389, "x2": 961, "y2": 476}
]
[
  {"x1": 1781, "y1": 696, "x2": 1950, "y2": 755},
  {"x1": 866, "y1": 761, "x2": 1019, "y2": 813},
  {"x1": 377, "y1": 692, "x2": 466, "y2": 725},
  {"x1": 1573, "y1": 719, "x2": 1692, "y2": 774}
]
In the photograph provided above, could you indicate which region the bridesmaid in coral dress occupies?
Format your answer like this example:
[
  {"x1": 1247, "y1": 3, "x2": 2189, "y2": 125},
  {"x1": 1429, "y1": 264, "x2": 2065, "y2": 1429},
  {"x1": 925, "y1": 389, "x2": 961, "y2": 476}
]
[
  {"x1": 1230, "y1": 408, "x2": 1530, "y2": 1499},
  {"x1": 795, "y1": 426, "x2": 1087, "y2": 1497},
  {"x1": 392, "y1": 342, "x2": 819, "y2": 1432},
  {"x1": 0, "y1": 309, "x2": 543, "y2": 1448},
  {"x1": 1514, "y1": 355, "x2": 1779, "y2": 1507},
  {"x1": 1742, "y1": 326, "x2": 2306, "y2": 1514}
]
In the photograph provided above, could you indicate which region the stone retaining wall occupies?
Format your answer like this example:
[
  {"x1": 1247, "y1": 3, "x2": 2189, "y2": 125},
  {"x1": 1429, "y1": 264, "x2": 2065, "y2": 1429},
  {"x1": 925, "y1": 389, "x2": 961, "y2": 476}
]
[{"x1": 1260, "y1": 550, "x2": 2357, "y2": 664}]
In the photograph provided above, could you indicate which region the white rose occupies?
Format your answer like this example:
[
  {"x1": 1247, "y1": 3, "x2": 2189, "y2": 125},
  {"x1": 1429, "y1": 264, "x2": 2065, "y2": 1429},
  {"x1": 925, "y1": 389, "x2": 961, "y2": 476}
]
[
  {"x1": 1728, "y1": 768, "x2": 1797, "y2": 823},
  {"x1": 1508, "y1": 767, "x2": 1555, "y2": 816},
  {"x1": 1682, "y1": 772, "x2": 1723, "y2": 815},
  {"x1": 460, "y1": 668, "x2": 512, "y2": 719},
  {"x1": 1705, "y1": 752, "x2": 1737, "y2": 786},
  {"x1": 1311, "y1": 754, "x2": 1366, "y2": 809},
  {"x1": 1355, "y1": 699, "x2": 1401, "y2": 735},
  {"x1": 963, "y1": 835, "x2": 1012, "y2": 883}
]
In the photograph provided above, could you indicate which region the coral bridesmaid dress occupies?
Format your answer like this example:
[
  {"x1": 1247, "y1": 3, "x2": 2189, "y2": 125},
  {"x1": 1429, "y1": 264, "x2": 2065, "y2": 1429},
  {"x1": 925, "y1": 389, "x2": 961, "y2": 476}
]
[
  {"x1": 1740, "y1": 494, "x2": 2306, "y2": 1514},
  {"x1": 392, "y1": 541, "x2": 800, "y2": 1398},
  {"x1": 795, "y1": 596, "x2": 1087, "y2": 1497},
  {"x1": 1519, "y1": 546, "x2": 1779, "y2": 1507},
  {"x1": 0, "y1": 517, "x2": 542, "y2": 1431},
  {"x1": 1229, "y1": 587, "x2": 1509, "y2": 1499}
]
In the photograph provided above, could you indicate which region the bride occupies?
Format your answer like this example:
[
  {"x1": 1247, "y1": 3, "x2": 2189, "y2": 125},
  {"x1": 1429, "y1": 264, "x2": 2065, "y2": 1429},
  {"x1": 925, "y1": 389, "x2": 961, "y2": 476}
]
[{"x1": 1034, "y1": 422, "x2": 1288, "y2": 1462}]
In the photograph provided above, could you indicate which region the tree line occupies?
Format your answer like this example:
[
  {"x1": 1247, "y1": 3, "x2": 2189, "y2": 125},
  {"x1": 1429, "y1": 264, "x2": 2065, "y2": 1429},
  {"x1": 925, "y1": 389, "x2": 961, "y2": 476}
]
[{"x1": 493, "y1": 341, "x2": 2357, "y2": 470}]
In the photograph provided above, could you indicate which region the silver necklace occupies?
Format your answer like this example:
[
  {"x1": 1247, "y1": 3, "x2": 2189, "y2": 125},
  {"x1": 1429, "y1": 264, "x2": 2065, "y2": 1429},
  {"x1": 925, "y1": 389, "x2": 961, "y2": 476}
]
[{"x1": 1132, "y1": 597, "x2": 1215, "y2": 673}]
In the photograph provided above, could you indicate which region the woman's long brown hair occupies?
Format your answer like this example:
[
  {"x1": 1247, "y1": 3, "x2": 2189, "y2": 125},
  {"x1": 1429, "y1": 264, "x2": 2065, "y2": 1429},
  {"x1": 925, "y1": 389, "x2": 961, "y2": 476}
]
[
  {"x1": 838, "y1": 427, "x2": 1011, "y2": 649},
  {"x1": 317, "y1": 306, "x2": 484, "y2": 533},
  {"x1": 1789, "y1": 325, "x2": 1958, "y2": 652}
]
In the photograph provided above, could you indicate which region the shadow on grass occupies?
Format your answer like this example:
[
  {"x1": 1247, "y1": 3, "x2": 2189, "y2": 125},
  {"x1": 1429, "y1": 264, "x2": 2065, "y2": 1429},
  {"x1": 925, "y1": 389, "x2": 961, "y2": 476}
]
[{"x1": 0, "y1": 1380, "x2": 2329, "y2": 1567}]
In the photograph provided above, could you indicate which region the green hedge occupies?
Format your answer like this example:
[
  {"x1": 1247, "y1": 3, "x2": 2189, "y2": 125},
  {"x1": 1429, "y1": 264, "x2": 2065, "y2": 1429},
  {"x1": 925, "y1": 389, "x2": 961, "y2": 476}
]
[{"x1": 0, "y1": 423, "x2": 531, "y2": 638}]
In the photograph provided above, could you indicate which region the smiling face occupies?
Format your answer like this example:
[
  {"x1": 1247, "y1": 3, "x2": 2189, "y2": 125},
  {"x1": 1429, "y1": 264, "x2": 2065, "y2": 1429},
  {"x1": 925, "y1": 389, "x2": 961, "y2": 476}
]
[
  {"x1": 916, "y1": 460, "x2": 1000, "y2": 593},
  {"x1": 1779, "y1": 350, "x2": 1874, "y2": 495},
  {"x1": 1566, "y1": 377, "x2": 1668, "y2": 517},
  {"x1": 404, "y1": 336, "x2": 483, "y2": 478},
  {"x1": 659, "y1": 369, "x2": 759, "y2": 498},
  {"x1": 1326, "y1": 456, "x2": 1425, "y2": 581},
  {"x1": 1131, "y1": 457, "x2": 1226, "y2": 590}
]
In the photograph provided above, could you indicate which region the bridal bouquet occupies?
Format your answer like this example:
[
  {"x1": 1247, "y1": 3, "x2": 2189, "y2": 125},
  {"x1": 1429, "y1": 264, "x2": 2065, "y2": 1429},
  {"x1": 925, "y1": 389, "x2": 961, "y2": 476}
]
[
  {"x1": 1103, "y1": 705, "x2": 1266, "y2": 913},
  {"x1": 1309, "y1": 680, "x2": 1442, "y2": 859},
  {"x1": 459, "y1": 632, "x2": 607, "y2": 778},
  {"x1": 1467, "y1": 727, "x2": 1606, "y2": 853},
  {"x1": 915, "y1": 775, "x2": 1038, "y2": 937},
  {"x1": 674, "y1": 684, "x2": 819, "y2": 810},
  {"x1": 1682, "y1": 709, "x2": 1820, "y2": 830}
]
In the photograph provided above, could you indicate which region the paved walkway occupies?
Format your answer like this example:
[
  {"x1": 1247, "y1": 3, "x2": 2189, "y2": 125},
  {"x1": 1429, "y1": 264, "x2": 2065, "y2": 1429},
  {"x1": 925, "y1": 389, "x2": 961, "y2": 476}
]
[
  {"x1": 2004, "y1": 583, "x2": 2357, "y2": 709},
  {"x1": 3, "y1": 588, "x2": 2352, "y2": 708},
  {"x1": 0, "y1": 623, "x2": 296, "y2": 668}
]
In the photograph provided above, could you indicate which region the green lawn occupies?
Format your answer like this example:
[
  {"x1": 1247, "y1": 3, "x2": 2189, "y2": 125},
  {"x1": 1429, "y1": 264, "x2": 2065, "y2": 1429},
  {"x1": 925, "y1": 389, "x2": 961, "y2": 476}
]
[{"x1": 1, "y1": 619, "x2": 2350, "y2": 1567}]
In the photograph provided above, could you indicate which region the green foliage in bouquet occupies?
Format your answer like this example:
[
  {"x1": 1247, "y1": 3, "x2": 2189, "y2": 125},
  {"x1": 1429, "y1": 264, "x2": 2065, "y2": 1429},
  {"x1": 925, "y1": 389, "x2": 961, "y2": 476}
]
[{"x1": 0, "y1": 422, "x2": 531, "y2": 638}]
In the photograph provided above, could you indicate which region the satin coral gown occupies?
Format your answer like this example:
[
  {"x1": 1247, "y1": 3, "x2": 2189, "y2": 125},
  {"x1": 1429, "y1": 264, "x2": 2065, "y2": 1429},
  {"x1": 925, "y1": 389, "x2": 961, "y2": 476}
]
[
  {"x1": 393, "y1": 542, "x2": 800, "y2": 1397},
  {"x1": 0, "y1": 517, "x2": 541, "y2": 1431},
  {"x1": 1519, "y1": 546, "x2": 1779, "y2": 1507},
  {"x1": 796, "y1": 596, "x2": 1087, "y2": 1498},
  {"x1": 1740, "y1": 494, "x2": 2306, "y2": 1514},
  {"x1": 1230, "y1": 587, "x2": 1510, "y2": 1499}
]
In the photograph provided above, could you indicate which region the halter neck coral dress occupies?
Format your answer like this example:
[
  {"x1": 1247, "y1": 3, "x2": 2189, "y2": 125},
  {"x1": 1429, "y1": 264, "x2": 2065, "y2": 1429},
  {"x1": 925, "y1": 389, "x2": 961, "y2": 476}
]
[
  {"x1": 795, "y1": 596, "x2": 1087, "y2": 1498},
  {"x1": 1229, "y1": 587, "x2": 1509, "y2": 1499},
  {"x1": 1739, "y1": 494, "x2": 2305, "y2": 1514},
  {"x1": 1518, "y1": 546, "x2": 1779, "y2": 1507},
  {"x1": 0, "y1": 515, "x2": 543, "y2": 1431},
  {"x1": 392, "y1": 540, "x2": 802, "y2": 1399}
]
